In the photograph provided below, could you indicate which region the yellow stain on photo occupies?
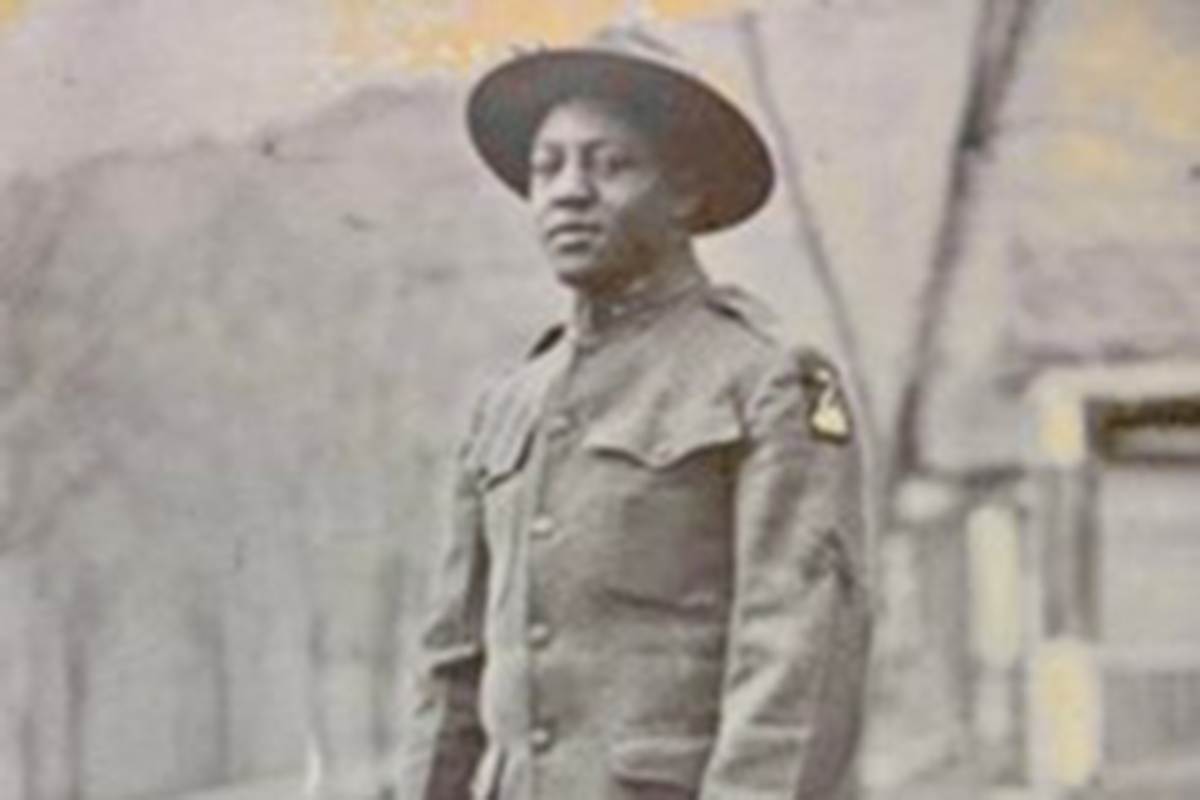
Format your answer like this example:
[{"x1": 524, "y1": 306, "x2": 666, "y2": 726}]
[
  {"x1": 1049, "y1": 133, "x2": 1150, "y2": 188},
  {"x1": 649, "y1": 0, "x2": 741, "y2": 18},
  {"x1": 1030, "y1": 639, "x2": 1102, "y2": 789},
  {"x1": 0, "y1": 0, "x2": 26, "y2": 31},
  {"x1": 1042, "y1": 0, "x2": 1200, "y2": 188},
  {"x1": 329, "y1": 0, "x2": 747, "y2": 70},
  {"x1": 1064, "y1": 1, "x2": 1200, "y2": 143}
]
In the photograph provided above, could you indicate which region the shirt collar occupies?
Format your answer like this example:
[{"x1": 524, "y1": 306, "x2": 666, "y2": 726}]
[{"x1": 571, "y1": 262, "x2": 707, "y2": 346}]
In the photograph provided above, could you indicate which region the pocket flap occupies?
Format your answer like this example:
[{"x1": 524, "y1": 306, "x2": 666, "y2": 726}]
[
  {"x1": 467, "y1": 407, "x2": 536, "y2": 490},
  {"x1": 480, "y1": 429, "x2": 532, "y2": 489},
  {"x1": 585, "y1": 406, "x2": 742, "y2": 469},
  {"x1": 609, "y1": 735, "x2": 713, "y2": 788}
]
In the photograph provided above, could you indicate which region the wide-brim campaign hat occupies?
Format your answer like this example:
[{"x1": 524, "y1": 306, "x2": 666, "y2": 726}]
[{"x1": 466, "y1": 27, "x2": 775, "y2": 234}]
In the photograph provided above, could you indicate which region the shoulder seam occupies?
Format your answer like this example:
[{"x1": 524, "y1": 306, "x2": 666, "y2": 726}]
[{"x1": 702, "y1": 285, "x2": 784, "y2": 347}]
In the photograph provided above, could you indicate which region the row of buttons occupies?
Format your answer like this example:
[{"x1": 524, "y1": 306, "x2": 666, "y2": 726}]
[
  {"x1": 530, "y1": 617, "x2": 554, "y2": 752},
  {"x1": 531, "y1": 404, "x2": 569, "y2": 759}
]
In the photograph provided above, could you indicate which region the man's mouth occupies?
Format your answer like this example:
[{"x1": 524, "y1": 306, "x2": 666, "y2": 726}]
[{"x1": 547, "y1": 221, "x2": 602, "y2": 244}]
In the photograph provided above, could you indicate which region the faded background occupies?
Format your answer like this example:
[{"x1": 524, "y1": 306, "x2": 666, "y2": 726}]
[{"x1": 0, "y1": 1, "x2": 1197, "y2": 799}]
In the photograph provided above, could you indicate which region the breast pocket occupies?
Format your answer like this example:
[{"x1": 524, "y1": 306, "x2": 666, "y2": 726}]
[
  {"x1": 581, "y1": 407, "x2": 742, "y2": 610},
  {"x1": 586, "y1": 408, "x2": 741, "y2": 470}
]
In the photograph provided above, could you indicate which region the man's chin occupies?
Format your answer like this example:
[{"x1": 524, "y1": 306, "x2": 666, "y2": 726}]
[{"x1": 550, "y1": 256, "x2": 610, "y2": 291}]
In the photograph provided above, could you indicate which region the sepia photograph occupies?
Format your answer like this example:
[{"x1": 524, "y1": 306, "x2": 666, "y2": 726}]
[{"x1": 0, "y1": 1, "x2": 1197, "y2": 799}]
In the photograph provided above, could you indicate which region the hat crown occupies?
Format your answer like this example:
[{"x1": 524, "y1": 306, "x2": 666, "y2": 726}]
[{"x1": 511, "y1": 25, "x2": 690, "y2": 79}]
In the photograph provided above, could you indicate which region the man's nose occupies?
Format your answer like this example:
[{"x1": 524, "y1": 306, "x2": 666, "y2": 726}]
[{"x1": 550, "y1": 158, "x2": 596, "y2": 206}]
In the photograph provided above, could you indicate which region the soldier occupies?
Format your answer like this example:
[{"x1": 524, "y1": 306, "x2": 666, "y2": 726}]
[{"x1": 400, "y1": 27, "x2": 871, "y2": 800}]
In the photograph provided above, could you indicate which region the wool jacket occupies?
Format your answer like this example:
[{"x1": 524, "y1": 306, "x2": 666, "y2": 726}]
[{"x1": 401, "y1": 272, "x2": 871, "y2": 800}]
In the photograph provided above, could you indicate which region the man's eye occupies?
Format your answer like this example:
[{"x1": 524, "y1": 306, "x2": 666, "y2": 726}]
[
  {"x1": 593, "y1": 152, "x2": 636, "y2": 177},
  {"x1": 530, "y1": 153, "x2": 561, "y2": 179}
]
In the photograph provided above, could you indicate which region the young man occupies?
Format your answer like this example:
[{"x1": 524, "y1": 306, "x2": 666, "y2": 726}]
[{"x1": 401, "y1": 29, "x2": 871, "y2": 800}]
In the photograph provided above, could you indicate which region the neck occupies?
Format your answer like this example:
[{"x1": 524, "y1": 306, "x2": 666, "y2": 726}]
[{"x1": 572, "y1": 249, "x2": 705, "y2": 339}]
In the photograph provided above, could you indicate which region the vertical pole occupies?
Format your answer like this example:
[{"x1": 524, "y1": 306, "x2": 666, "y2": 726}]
[
  {"x1": 733, "y1": 9, "x2": 880, "y2": 449},
  {"x1": 890, "y1": 0, "x2": 1039, "y2": 485}
]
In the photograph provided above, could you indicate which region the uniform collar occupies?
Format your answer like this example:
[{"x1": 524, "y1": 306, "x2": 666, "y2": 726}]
[{"x1": 570, "y1": 262, "x2": 707, "y2": 347}]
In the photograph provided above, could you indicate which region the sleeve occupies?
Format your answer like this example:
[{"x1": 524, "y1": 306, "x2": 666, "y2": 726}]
[
  {"x1": 699, "y1": 350, "x2": 873, "y2": 800},
  {"x1": 396, "y1": 398, "x2": 491, "y2": 800}
]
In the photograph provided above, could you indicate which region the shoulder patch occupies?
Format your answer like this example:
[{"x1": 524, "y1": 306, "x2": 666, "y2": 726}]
[
  {"x1": 795, "y1": 348, "x2": 853, "y2": 445},
  {"x1": 526, "y1": 323, "x2": 566, "y2": 359},
  {"x1": 704, "y1": 284, "x2": 783, "y2": 343}
]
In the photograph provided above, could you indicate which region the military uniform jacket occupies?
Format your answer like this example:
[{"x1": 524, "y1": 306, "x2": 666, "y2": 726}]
[{"x1": 400, "y1": 272, "x2": 871, "y2": 800}]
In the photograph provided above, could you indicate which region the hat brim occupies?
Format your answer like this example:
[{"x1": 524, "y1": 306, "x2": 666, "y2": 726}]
[{"x1": 467, "y1": 49, "x2": 774, "y2": 234}]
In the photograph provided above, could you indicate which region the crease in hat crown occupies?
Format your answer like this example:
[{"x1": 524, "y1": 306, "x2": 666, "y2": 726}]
[{"x1": 467, "y1": 25, "x2": 775, "y2": 234}]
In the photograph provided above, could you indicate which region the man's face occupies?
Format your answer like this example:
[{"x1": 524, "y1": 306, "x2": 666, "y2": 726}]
[{"x1": 528, "y1": 97, "x2": 690, "y2": 295}]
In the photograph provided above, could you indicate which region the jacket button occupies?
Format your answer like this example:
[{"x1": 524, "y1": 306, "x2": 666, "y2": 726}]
[
  {"x1": 545, "y1": 413, "x2": 573, "y2": 437},
  {"x1": 529, "y1": 622, "x2": 552, "y2": 649},
  {"x1": 530, "y1": 515, "x2": 556, "y2": 540},
  {"x1": 531, "y1": 726, "x2": 554, "y2": 753}
]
